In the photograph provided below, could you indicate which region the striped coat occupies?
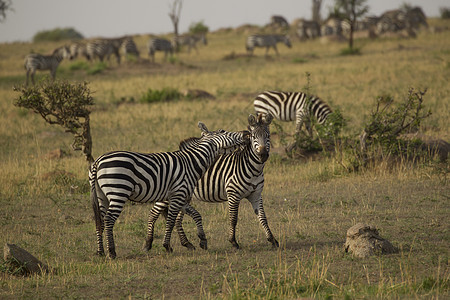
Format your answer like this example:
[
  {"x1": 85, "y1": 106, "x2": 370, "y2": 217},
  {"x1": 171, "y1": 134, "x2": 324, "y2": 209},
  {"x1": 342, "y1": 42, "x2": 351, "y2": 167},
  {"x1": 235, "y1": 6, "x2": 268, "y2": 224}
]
[
  {"x1": 90, "y1": 123, "x2": 249, "y2": 258},
  {"x1": 254, "y1": 91, "x2": 332, "y2": 135},
  {"x1": 24, "y1": 45, "x2": 72, "y2": 85},
  {"x1": 246, "y1": 34, "x2": 292, "y2": 56},
  {"x1": 146, "y1": 114, "x2": 278, "y2": 250}
]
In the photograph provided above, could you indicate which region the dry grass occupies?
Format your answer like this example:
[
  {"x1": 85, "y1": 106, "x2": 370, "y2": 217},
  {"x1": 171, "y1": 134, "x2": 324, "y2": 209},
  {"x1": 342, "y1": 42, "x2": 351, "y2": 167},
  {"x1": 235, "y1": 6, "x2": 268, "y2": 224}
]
[{"x1": 0, "y1": 19, "x2": 449, "y2": 299}]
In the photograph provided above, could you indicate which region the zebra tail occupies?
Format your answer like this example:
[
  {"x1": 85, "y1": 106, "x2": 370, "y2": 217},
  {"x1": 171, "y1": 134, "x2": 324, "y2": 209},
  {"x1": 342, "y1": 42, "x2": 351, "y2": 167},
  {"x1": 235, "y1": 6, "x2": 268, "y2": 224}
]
[{"x1": 89, "y1": 165, "x2": 102, "y2": 230}]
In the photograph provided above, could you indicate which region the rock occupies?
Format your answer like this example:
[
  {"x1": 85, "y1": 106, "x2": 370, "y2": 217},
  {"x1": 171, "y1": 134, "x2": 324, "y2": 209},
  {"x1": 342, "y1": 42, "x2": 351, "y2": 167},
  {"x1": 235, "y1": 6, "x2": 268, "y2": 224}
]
[
  {"x1": 3, "y1": 243, "x2": 50, "y2": 275},
  {"x1": 344, "y1": 223, "x2": 397, "y2": 258}
]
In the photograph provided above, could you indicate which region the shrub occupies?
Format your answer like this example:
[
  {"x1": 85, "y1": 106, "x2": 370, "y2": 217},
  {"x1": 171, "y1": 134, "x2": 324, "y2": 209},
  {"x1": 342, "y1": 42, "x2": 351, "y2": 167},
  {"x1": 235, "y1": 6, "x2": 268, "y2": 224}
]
[
  {"x1": 86, "y1": 62, "x2": 108, "y2": 75},
  {"x1": 139, "y1": 87, "x2": 182, "y2": 103},
  {"x1": 13, "y1": 79, "x2": 95, "y2": 164},
  {"x1": 32, "y1": 27, "x2": 84, "y2": 42},
  {"x1": 189, "y1": 21, "x2": 209, "y2": 34},
  {"x1": 340, "y1": 47, "x2": 361, "y2": 56},
  {"x1": 440, "y1": 7, "x2": 450, "y2": 19}
]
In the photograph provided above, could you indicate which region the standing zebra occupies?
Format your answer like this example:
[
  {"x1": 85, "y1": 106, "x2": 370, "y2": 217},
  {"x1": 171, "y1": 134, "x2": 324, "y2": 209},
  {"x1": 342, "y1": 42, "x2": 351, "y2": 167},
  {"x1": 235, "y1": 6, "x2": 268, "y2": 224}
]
[
  {"x1": 24, "y1": 45, "x2": 72, "y2": 86},
  {"x1": 147, "y1": 38, "x2": 174, "y2": 62},
  {"x1": 254, "y1": 91, "x2": 332, "y2": 135},
  {"x1": 246, "y1": 34, "x2": 291, "y2": 56},
  {"x1": 69, "y1": 42, "x2": 90, "y2": 60},
  {"x1": 120, "y1": 37, "x2": 140, "y2": 59},
  {"x1": 86, "y1": 37, "x2": 123, "y2": 64},
  {"x1": 146, "y1": 114, "x2": 278, "y2": 250},
  {"x1": 89, "y1": 122, "x2": 249, "y2": 258},
  {"x1": 173, "y1": 34, "x2": 207, "y2": 53}
]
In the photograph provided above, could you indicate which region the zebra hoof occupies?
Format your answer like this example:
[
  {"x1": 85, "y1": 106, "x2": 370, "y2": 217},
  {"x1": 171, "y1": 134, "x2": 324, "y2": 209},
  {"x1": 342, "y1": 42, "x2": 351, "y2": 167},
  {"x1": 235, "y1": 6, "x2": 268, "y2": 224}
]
[
  {"x1": 199, "y1": 240, "x2": 208, "y2": 250},
  {"x1": 182, "y1": 242, "x2": 196, "y2": 250},
  {"x1": 231, "y1": 242, "x2": 240, "y2": 250},
  {"x1": 107, "y1": 250, "x2": 116, "y2": 260},
  {"x1": 95, "y1": 250, "x2": 105, "y2": 257},
  {"x1": 143, "y1": 240, "x2": 153, "y2": 252},
  {"x1": 271, "y1": 239, "x2": 279, "y2": 248},
  {"x1": 163, "y1": 244, "x2": 173, "y2": 253}
]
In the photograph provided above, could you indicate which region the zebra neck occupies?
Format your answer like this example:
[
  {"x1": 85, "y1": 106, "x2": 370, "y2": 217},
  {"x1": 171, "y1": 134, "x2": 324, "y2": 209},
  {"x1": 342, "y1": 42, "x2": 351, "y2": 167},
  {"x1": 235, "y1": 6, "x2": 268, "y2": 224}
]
[{"x1": 246, "y1": 147, "x2": 266, "y2": 171}]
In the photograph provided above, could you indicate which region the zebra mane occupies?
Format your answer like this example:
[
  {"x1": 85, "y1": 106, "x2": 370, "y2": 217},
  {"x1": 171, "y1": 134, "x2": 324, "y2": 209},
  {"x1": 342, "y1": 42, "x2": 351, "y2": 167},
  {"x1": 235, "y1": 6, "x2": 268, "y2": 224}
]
[{"x1": 179, "y1": 137, "x2": 200, "y2": 151}]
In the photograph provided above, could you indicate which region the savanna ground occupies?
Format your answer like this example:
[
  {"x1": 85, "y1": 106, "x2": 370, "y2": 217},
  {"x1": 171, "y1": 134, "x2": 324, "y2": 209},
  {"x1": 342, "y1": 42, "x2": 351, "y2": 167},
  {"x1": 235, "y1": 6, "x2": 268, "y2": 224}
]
[{"x1": 0, "y1": 19, "x2": 449, "y2": 299}]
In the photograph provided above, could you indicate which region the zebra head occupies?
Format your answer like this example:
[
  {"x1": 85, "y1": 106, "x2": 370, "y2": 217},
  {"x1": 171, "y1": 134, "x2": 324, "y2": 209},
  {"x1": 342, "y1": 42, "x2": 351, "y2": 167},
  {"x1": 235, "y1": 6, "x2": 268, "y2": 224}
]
[
  {"x1": 198, "y1": 122, "x2": 250, "y2": 155},
  {"x1": 247, "y1": 113, "x2": 273, "y2": 163},
  {"x1": 53, "y1": 45, "x2": 73, "y2": 60},
  {"x1": 283, "y1": 36, "x2": 292, "y2": 48}
]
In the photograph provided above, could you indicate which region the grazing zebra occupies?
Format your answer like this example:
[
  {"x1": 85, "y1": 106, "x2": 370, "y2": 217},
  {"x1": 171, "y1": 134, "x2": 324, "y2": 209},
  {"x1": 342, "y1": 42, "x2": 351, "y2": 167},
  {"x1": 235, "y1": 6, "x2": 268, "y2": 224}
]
[
  {"x1": 254, "y1": 91, "x2": 332, "y2": 135},
  {"x1": 173, "y1": 34, "x2": 207, "y2": 53},
  {"x1": 24, "y1": 45, "x2": 72, "y2": 86},
  {"x1": 120, "y1": 37, "x2": 140, "y2": 59},
  {"x1": 246, "y1": 34, "x2": 291, "y2": 56},
  {"x1": 271, "y1": 15, "x2": 289, "y2": 28},
  {"x1": 89, "y1": 122, "x2": 249, "y2": 258},
  {"x1": 146, "y1": 113, "x2": 278, "y2": 250},
  {"x1": 147, "y1": 38, "x2": 174, "y2": 62},
  {"x1": 69, "y1": 42, "x2": 89, "y2": 60},
  {"x1": 86, "y1": 38, "x2": 123, "y2": 64}
]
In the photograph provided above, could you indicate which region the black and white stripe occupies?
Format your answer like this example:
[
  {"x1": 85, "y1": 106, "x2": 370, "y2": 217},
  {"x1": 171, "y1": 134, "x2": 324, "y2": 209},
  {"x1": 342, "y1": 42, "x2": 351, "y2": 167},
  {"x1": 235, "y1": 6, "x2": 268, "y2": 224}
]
[
  {"x1": 146, "y1": 114, "x2": 278, "y2": 250},
  {"x1": 173, "y1": 34, "x2": 207, "y2": 53},
  {"x1": 120, "y1": 37, "x2": 140, "y2": 59},
  {"x1": 89, "y1": 123, "x2": 249, "y2": 258},
  {"x1": 24, "y1": 45, "x2": 72, "y2": 86},
  {"x1": 246, "y1": 34, "x2": 292, "y2": 56},
  {"x1": 69, "y1": 42, "x2": 89, "y2": 60},
  {"x1": 254, "y1": 91, "x2": 332, "y2": 135},
  {"x1": 147, "y1": 38, "x2": 174, "y2": 62},
  {"x1": 86, "y1": 38, "x2": 123, "y2": 64}
]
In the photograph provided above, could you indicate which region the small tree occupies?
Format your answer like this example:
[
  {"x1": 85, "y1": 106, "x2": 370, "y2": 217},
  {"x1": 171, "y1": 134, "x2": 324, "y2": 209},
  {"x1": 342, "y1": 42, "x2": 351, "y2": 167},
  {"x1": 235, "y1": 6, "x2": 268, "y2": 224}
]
[
  {"x1": 168, "y1": 0, "x2": 183, "y2": 37},
  {"x1": 0, "y1": 0, "x2": 12, "y2": 22},
  {"x1": 312, "y1": 0, "x2": 323, "y2": 23},
  {"x1": 334, "y1": 0, "x2": 369, "y2": 50},
  {"x1": 14, "y1": 79, "x2": 95, "y2": 165}
]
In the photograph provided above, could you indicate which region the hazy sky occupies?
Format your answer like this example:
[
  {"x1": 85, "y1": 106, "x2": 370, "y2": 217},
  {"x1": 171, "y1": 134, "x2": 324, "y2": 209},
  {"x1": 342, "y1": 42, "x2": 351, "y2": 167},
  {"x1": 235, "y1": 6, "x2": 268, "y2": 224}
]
[{"x1": 0, "y1": 0, "x2": 446, "y2": 43}]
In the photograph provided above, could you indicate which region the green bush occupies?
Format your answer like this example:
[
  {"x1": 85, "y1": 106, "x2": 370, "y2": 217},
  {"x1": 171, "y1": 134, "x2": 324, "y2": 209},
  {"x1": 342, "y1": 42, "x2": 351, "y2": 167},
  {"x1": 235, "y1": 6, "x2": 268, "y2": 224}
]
[
  {"x1": 340, "y1": 47, "x2": 361, "y2": 56},
  {"x1": 33, "y1": 27, "x2": 84, "y2": 42},
  {"x1": 189, "y1": 21, "x2": 209, "y2": 34},
  {"x1": 440, "y1": 7, "x2": 450, "y2": 19},
  {"x1": 86, "y1": 62, "x2": 107, "y2": 75},
  {"x1": 139, "y1": 87, "x2": 182, "y2": 103}
]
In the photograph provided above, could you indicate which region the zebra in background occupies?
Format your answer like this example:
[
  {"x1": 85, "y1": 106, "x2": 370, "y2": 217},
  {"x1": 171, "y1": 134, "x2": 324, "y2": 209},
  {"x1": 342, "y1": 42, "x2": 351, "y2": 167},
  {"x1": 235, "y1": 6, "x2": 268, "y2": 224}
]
[
  {"x1": 86, "y1": 37, "x2": 123, "y2": 64},
  {"x1": 146, "y1": 113, "x2": 278, "y2": 250},
  {"x1": 254, "y1": 91, "x2": 332, "y2": 136},
  {"x1": 172, "y1": 34, "x2": 207, "y2": 53},
  {"x1": 89, "y1": 122, "x2": 249, "y2": 258},
  {"x1": 246, "y1": 34, "x2": 291, "y2": 56},
  {"x1": 147, "y1": 38, "x2": 174, "y2": 62},
  {"x1": 24, "y1": 45, "x2": 72, "y2": 86},
  {"x1": 120, "y1": 37, "x2": 140, "y2": 60},
  {"x1": 69, "y1": 41, "x2": 90, "y2": 60}
]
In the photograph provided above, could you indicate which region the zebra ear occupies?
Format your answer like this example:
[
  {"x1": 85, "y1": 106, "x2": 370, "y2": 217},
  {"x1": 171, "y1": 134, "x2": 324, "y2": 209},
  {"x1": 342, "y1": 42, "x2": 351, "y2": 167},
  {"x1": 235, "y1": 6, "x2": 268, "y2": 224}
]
[
  {"x1": 264, "y1": 113, "x2": 273, "y2": 125},
  {"x1": 198, "y1": 122, "x2": 209, "y2": 134},
  {"x1": 248, "y1": 114, "x2": 257, "y2": 126}
]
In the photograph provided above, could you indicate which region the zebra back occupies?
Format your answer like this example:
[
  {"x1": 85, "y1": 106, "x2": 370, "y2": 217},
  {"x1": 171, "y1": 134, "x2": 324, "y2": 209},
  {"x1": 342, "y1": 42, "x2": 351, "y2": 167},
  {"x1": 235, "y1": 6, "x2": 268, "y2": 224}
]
[{"x1": 254, "y1": 91, "x2": 332, "y2": 130}]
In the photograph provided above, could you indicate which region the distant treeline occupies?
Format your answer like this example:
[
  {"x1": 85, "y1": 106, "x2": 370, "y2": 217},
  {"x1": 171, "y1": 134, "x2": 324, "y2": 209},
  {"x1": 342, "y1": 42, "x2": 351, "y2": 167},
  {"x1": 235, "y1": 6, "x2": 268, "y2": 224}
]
[{"x1": 33, "y1": 27, "x2": 84, "y2": 42}]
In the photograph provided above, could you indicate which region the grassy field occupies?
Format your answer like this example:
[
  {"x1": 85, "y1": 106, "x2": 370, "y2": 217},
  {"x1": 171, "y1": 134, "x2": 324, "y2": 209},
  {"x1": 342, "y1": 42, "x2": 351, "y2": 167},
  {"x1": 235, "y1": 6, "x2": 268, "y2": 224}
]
[{"x1": 0, "y1": 19, "x2": 449, "y2": 299}]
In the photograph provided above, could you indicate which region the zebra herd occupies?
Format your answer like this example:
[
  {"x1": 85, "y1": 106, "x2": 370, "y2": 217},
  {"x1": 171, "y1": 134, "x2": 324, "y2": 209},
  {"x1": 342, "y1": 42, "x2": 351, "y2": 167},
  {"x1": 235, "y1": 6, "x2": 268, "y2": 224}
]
[{"x1": 90, "y1": 91, "x2": 332, "y2": 258}]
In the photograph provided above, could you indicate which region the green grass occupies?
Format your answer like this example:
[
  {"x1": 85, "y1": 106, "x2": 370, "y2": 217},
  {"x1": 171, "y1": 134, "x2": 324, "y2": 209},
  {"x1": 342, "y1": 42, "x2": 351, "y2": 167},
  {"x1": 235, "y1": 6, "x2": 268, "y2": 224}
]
[{"x1": 0, "y1": 19, "x2": 449, "y2": 299}]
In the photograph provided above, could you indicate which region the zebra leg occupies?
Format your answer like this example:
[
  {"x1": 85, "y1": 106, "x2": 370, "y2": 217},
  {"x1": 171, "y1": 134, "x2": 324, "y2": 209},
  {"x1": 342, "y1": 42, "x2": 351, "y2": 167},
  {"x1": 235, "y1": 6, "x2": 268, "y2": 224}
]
[
  {"x1": 104, "y1": 210, "x2": 119, "y2": 259},
  {"x1": 144, "y1": 201, "x2": 167, "y2": 251},
  {"x1": 227, "y1": 196, "x2": 241, "y2": 249},
  {"x1": 30, "y1": 70, "x2": 36, "y2": 85},
  {"x1": 25, "y1": 70, "x2": 30, "y2": 86},
  {"x1": 174, "y1": 210, "x2": 194, "y2": 249},
  {"x1": 250, "y1": 196, "x2": 279, "y2": 248},
  {"x1": 162, "y1": 199, "x2": 184, "y2": 252},
  {"x1": 183, "y1": 204, "x2": 208, "y2": 250}
]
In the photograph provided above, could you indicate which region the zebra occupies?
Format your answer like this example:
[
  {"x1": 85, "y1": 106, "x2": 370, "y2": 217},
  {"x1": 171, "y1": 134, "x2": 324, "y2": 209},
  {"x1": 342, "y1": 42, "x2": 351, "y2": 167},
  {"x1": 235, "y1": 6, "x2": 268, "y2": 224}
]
[
  {"x1": 89, "y1": 122, "x2": 249, "y2": 258},
  {"x1": 246, "y1": 34, "x2": 291, "y2": 56},
  {"x1": 120, "y1": 37, "x2": 140, "y2": 60},
  {"x1": 147, "y1": 38, "x2": 174, "y2": 62},
  {"x1": 24, "y1": 45, "x2": 72, "y2": 86},
  {"x1": 69, "y1": 42, "x2": 89, "y2": 60},
  {"x1": 86, "y1": 38, "x2": 123, "y2": 64},
  {"x1": 145, "y1": 113, "x2": 278, "y2": 250},
  {"x1": 254, "y1": 91, "x2": 332, "y2": 136},
  {"x1": 270, "y1": 15, "x2": 289, "y2": 28},
  {"x1": 172, "y1": 34, "x2": 207, "y2": 53}
]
